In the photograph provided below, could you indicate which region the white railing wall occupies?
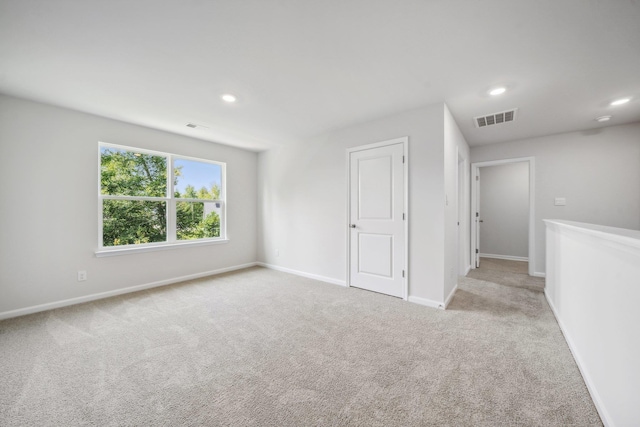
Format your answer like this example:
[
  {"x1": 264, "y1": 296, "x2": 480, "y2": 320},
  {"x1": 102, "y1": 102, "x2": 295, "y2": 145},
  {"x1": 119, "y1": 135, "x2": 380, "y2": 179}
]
[{"x1": 544, "y1": 220, "x2": 640, "y2": 427}]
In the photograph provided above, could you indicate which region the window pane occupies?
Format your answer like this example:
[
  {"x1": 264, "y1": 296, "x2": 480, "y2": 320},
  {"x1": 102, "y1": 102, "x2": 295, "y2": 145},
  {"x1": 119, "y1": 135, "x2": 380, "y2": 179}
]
[
  {"x1": 102, "y1": 200, "x2": 167, "y2": 246},
  {"x1": 174, "y1": 158, "x2": 221, "y2": 200},
  {"x1": 176, "y1": 201, "x2": 221, "y2": 240},
  {"x1": 101, "y1": 147, "x2": 167, "y2": 197}
]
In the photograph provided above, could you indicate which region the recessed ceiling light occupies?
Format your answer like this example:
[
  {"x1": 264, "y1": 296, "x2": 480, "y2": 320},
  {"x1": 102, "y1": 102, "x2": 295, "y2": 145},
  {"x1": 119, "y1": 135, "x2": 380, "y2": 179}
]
[
  {"x1": 610, "y1": 98, "x2": 630, "y2": 106},
  {"x1": 595, "y1": 115, "x2": 612, "y2": 122},
  {"x1": 221, "y1": 94, "x2": 237, "y2": 103},
  {"x1": 489, "y1": 87, "x2": 507, "y2": 96}
]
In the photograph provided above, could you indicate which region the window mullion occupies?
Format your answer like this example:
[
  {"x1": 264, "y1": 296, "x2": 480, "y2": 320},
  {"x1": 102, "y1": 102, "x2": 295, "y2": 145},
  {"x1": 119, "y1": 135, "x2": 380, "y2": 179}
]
[{"x1": 167, "y1": 155, "x2": 176, "y2": 243}]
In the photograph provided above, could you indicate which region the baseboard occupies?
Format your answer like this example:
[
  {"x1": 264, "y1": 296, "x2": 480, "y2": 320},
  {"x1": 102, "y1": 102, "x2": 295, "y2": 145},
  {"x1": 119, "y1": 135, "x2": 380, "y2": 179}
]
[
  {"x1": 480, "y1": 253, "x2": 528, "y2": 262},
  {"x1": 544, "y1": 291, "x2": 612, "y2": 427},
  {"x1": 0, "y1": 262, "x2": 258, "y2": 321},
  {"x1": 444, "y1": 284, "x2": 458, "y2": 309},
  {"x1": 464, "y1": 265, "x2": 471, "y2": 276},
  {"x1": 408, "y1": 295, "x2": 445, "y2": 310},
  {"x1": 532, "y1": 272, "x2": 546, "y2": 278},
  {"x1": 257, "y1": 262, "x2": 347, "y2": 287}
]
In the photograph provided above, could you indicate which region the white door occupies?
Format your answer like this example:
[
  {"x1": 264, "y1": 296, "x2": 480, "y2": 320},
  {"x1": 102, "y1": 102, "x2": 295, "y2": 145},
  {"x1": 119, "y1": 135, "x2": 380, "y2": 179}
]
[{"x1": 348, "y1": 142, "x2": 405, "y2": 298}]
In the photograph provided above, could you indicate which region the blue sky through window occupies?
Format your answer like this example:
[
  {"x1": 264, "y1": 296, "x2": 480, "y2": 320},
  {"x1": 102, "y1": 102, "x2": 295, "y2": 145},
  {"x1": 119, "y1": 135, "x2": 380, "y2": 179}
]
[{"x1": 174, "y1": 158, "x2": 221, "y2": 194}]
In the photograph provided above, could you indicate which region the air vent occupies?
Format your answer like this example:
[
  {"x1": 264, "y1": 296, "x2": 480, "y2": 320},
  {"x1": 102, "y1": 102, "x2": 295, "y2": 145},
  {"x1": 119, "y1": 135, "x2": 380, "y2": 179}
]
[
  {"x1": 186, "y1": 123, "x2": 210, "y2": 130},
  {"x1": 474, "y1": 108, "x2": 518, "y2": 128}
]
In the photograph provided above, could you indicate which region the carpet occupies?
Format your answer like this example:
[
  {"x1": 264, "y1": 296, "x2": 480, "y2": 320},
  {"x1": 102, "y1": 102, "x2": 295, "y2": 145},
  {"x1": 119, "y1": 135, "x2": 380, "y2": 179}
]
[
  {"x1": 468, "y1": 258, "x2": 545, "y2": 292},
  {"x1": 0, "y1": 267, "x2": 601, "y2": 426}
]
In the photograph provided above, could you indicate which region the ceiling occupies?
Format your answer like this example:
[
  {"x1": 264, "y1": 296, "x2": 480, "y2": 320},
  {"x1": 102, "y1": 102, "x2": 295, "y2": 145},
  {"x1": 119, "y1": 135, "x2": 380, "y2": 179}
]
[{"x1": 1, "y1": 0, "x2": 639, "y2": 151}]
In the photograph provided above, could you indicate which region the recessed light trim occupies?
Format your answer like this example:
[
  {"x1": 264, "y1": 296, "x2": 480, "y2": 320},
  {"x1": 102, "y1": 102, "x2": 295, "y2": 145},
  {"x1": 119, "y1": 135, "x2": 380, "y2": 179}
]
[
  {"x1": 489, "y1": 87, "x2": 507, "y2": 96},
  {"x1": 610, "y1": 98, "x2": 630, "y2": 106},
  {"x1": 595, "y1": 115, "x2": 612, "y2": 122},
  {"x1": 221, "y1": 94, "x2": 237, "y2": 103}
]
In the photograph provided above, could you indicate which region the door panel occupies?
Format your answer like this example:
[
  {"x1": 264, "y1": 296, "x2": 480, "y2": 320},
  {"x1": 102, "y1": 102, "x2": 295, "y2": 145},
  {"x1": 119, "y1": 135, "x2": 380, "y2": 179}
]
[
  {"x1": 358, "y1": 233, "x2": 393, "y2": 277},
  {"x1": 349, "y1": 143, "x2": 404, "y2": 298},
  {"x1": 358, "y1": 156, "x2": 392, "y2": 219}
]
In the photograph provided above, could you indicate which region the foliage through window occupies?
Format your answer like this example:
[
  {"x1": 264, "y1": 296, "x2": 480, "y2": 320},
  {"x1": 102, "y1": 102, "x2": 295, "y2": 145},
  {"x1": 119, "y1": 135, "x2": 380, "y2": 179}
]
[{"x1": 99, "y1": 143, "x2": 225, "y2": 248}]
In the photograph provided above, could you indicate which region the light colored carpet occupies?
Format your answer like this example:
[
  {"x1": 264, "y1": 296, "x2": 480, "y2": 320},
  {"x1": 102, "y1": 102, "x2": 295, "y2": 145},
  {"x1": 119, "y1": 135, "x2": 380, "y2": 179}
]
[
  {"x1": 468, "y1": 258, "x2": 545, "y2": 292},
  {"x1": 0, "y1": 267, "x2": 601, "y2": 426}
]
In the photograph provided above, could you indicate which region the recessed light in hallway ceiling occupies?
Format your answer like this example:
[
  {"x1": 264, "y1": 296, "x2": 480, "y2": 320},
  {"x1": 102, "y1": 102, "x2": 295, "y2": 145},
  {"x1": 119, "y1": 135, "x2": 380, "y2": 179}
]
[
  {"x1": 610, "y1": 98, "x2": 631, "y2": 106},
  {"x1": 489, "y1": 87, "x2": 507, "y2": 96},
  {"x1": 221, "y1": 94, "x2": 237, "y2": 103}
]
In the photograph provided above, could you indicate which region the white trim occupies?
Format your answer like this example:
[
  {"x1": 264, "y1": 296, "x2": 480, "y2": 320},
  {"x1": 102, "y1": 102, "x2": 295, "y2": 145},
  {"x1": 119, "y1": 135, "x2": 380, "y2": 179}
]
[
  {"x1": 95, "y1": 238, "x2": 229, "y2": 257},
  {"x1": 257, "y1": 262, "x2": 347, "y2": 287},
  {"x1": 408, "y1": 295, "x2": 445, "y2": 310},
  {"x1": 0, "y1": 262, "x2": 257, "y2": 320},
  {"x1": 444, "y1": 284, "x2": 458, "y2": 309},
  {"x1": 464, "y1": 265, "x2": 471, "y2": 276},
  {"x1": 471, "y1": 157, "x2": 536, "y2": 276},
  {"x1": 544, "y1": 291, "x2": 612, "y2": 427},
  {"x1": 479, "y1": 253, "x2": 528, "y2": 262},
  {"x1": 532, "y1": 272, "x2": 546, "y2": 278},
  {"x1": 346, "y1": 137, "x2": 409, "y2": 300}
]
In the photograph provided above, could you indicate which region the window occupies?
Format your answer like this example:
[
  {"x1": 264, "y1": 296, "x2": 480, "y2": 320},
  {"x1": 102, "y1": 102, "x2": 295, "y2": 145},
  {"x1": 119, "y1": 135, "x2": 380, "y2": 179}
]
[{"x1": 98, "y1": 143, "x2": 225, "y2": 253}]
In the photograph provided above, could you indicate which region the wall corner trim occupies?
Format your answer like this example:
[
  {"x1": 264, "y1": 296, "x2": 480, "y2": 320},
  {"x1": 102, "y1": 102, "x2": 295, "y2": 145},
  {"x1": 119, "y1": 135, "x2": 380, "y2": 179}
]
[
  {"x1": 444, "y1": 284, "x2": 458, "y2": 309},
  {"x1": 408, "y1": 295, "x2": 445, "y2": 310}
]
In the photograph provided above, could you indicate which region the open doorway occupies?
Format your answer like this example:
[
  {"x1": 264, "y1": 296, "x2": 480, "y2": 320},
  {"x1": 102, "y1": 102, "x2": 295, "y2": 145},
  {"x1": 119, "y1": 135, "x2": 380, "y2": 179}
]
[{"x1": 470, "y1": 157, "x2": 535, "y2": 277}]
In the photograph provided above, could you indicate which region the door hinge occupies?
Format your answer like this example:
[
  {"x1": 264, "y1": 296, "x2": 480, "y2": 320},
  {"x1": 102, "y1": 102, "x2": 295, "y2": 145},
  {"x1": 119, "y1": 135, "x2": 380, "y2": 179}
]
[
  {"x1": 402, "y1": 270, "x2": 405, "y2": 278},
  {"x1": 476, "y1": 212, "x2": 479, "y2": 217},
  {"x1": 476, "y1": 175, "x2": 479, "y2": 181},
  {"x1": 402, "y1": 155, "x2": 405, "y2": 164},
  {"x1": 403, "y1": 213, "x2": 405, "y2": 220},
  {"x1": 476, "y1": 249, "x2": 479, "y2": 254}
]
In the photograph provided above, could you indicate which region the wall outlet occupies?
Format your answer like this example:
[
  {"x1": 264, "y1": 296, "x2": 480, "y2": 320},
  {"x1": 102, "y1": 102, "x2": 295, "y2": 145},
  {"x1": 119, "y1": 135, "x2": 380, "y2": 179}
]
[{"x1": 77, "y1": 270, "x2": 87, "y2": 282}]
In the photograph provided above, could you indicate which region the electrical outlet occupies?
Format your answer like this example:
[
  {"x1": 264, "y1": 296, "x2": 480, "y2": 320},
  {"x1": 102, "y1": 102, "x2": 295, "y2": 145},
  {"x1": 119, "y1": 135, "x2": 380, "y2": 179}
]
[{"x1": 77, "y1": 270, "x2": 87, "y2": 282}]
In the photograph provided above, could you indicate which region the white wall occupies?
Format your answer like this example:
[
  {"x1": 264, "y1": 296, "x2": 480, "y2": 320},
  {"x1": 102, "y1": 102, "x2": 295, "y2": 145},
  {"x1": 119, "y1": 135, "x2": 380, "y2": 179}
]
[
  {"x1": 444, "y1": 105, "x2": 470, "y2": 301},
  {"x1": 479, "y1": 162, "x2": 529, "y2": 259},
  {"x1": 258, "y1": 103, "x2": 469, "y2": 307},
  {"x1": 470, "y1": 123, "x2": 640, "y2": 275},
  {"x1": 0, "y1": 95, "x2": 258, "y2": 316},
  {"x1": 545, "y1": 220, "x2": 640, "y2": 427}
]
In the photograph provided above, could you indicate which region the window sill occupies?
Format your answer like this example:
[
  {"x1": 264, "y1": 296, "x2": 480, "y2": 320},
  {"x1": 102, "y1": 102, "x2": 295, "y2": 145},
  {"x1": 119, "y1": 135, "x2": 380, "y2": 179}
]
[{"x1": 95, "y1": 239, "x2": 229, "y2": 258}]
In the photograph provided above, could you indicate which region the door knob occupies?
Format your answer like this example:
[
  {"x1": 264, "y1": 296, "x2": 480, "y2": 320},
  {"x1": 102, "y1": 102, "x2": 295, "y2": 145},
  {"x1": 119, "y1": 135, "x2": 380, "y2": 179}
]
[{"x1": 350, "y1": 224, "x2": 356, "y2": 228}]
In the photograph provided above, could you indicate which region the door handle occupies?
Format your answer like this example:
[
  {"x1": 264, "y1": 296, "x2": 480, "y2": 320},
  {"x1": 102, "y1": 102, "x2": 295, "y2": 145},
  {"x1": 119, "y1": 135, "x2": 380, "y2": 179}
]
[
  {"x1": 350, "y1": 224, "x2": 356, "y2": 228},
  {"x1": 479, "y1": 220, "x2": 484, "y2": 223}
]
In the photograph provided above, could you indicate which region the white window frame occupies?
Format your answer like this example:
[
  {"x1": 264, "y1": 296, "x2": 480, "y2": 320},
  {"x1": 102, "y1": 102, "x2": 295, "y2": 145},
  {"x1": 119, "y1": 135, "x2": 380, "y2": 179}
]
[{"x1": 96, "y1": 142, "x2": 227, "y2": 257}]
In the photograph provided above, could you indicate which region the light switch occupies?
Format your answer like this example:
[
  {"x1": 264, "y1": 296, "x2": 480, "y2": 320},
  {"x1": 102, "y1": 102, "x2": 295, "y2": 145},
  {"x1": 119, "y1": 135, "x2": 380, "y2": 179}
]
[{"x1": 554, "y1": 197, "x2": 566, "y2": 206}]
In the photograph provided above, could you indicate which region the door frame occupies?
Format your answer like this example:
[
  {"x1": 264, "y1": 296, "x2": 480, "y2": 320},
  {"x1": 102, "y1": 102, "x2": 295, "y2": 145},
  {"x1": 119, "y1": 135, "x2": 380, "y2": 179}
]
[
  {"x1": 346, "y1": 136, "x2": 409, "y2": 300},
  {"x1": 470, "y1": 157, "x2": 535, "y2": 276}
]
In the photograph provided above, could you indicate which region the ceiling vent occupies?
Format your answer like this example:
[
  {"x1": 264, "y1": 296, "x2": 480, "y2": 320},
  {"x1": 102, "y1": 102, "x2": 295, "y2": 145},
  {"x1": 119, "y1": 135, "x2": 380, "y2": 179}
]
[
  {"x1": 474, "y1": 108, "x2": 518, "y2": 128},
  {"x1": 186, "y1": 122, "x2": 210, "y2": 130}
]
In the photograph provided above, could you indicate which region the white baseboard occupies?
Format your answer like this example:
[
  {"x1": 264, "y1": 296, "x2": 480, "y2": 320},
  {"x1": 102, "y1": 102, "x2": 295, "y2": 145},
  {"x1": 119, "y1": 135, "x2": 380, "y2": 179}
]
[
  {"x1": 444, "y1": 284, "x2": 458, "y2": 309},
  {"x1": 0, "y1": 262, "x2": 258, "y2": 321},
  {"x1": 480, "y1": 253, "x2": 528, "y2": 262},
  {"x1": 464, "y1": 265, "x2": 471, "y2": 276},
  {"x1": 257, "y1": 262, "x2": 347, "y2": 287},
  {"x1": 408, "y1": 295, "x2": 445, "y2": 310},
  {"x1": 532, "y1": 272, "x2": 546, "y2": 278},
  {"x1": 544, "y1": 292, "x2": 612, "y2": 427}
]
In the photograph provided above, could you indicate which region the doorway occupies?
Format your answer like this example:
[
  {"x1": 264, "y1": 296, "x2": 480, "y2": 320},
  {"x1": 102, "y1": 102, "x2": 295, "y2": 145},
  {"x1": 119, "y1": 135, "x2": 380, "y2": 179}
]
[
  {"x1": 346, "y1": 137, "x2": 408, "y2": 299},
  {"x1": 470, "y1": 157, "x2": 535, "y2": 277}
]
